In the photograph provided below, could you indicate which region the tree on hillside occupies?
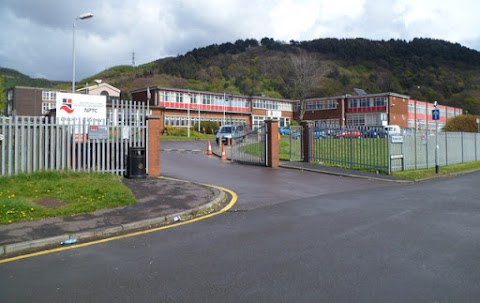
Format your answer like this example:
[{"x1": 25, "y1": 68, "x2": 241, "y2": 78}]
[{"x1": 287, "y1": 52, "x2": 329, "y2": 121}]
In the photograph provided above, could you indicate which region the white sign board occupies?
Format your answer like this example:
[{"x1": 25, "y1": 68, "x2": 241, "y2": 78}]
[
  {"x1": 391, "y1": 135, "x2": 404, "y2": 144},
  {"x1": 267, "y1": 110, "x2": 281, "y2": 118},
  {"x1": 56, "y1": 93, "x2": 107, "y2": 124}
]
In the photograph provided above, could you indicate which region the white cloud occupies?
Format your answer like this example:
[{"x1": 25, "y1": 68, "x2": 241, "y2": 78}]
[{"x1": 1, "y1": 0, "x2": 480, "y2": 81}]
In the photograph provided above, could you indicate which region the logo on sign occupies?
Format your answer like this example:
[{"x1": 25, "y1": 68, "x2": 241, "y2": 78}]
[{"x1": 60, "y1": 98, "x2": 74, "y2": 114}]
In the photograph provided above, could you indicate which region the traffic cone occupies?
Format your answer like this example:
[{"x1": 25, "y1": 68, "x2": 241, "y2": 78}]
[
  {"x1": 207, "y1": 140, "x2": 212, "y2": 155},
  {"x1": 221, "y1": 144, "x2": 227, "y2": 160}
]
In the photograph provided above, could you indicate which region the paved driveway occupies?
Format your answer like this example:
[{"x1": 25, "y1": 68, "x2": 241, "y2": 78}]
[{"x1": 160, "y1": 140, "x2": 397, "y2": 211}]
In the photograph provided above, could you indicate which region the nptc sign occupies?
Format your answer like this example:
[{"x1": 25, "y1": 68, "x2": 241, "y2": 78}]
[{"x1": 56, "y1": 93, "x2": 106, "y2": 124}]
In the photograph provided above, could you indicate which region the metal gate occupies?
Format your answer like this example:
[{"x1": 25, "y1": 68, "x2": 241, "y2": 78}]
[
  {"x1": 288, "y1": 125, "x2": 303, "y2": 161},
  {"x1": 230, "y1": 124, "x2": 267, "y2": 166}
]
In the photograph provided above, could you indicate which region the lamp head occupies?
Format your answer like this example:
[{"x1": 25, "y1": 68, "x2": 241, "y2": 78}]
[{"x1": 78, "y1": 13, "x2": 94, "y2": 20}]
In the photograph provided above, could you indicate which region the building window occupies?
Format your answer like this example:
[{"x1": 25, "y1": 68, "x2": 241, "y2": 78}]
[
  {"x1": 42, "y1": 102, "x2": 56, "y2": 114},
  {"x1": 408, "y1": 103, "x2": 415, "y2": 113},
  {"x1": 346, "y1": 113, "x2": 383, "y2": 127},
  {"x1": 416, "y1": 104, "x2": 426, "y2": 113},
  {"x1": 42, "y1": 91, "x2": 56, "y2": 101},
  {"x1": 374, "y1": 97, "x2": 387, "y2": 107}
]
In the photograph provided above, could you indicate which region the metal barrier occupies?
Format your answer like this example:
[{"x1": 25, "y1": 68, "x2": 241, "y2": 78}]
[
  {"x1": 312, "y1": 127, "x2": 389, "y2": 174},
  {"x1": 285, "y1": 125, "x2": 480, "y2": 174},
  {"x1": 230, "y1": 125, "x2": 266, "y2": 166},
  {"x1": 0, "y1": 100, "x2": 147, "y2": 176}
]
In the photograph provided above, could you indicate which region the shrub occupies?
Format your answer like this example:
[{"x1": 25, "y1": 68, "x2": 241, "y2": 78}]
[
  {"x1": 167, "y1": 127, "x2": 188, "y2": 136},
  {"x1": 444, "y1": 115, "x2": 479, "y2": 132},
  {"x1": 193, "y1": 121, "x2": 219, "y2": 134}
]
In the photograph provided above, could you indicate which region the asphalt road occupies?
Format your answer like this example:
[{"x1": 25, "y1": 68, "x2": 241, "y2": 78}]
[{"x1": 1, "y1": 140, "x2": 479, "y2": 302}]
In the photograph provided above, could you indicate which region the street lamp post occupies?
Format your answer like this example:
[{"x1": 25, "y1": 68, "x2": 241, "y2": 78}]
[{"x1": 72, "y1": 13, "x2": 94, "y2": 93}]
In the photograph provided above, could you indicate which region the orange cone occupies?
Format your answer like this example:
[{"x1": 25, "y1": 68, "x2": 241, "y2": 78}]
[
  {"x1": 207, "y1": 140, "x2": 212, "y2": 155},
  {"x1": 221, "y1": 144, "x2": 227, "y2": 160}
]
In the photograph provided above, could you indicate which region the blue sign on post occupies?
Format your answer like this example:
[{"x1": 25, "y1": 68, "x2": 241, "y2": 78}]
[{"x1": 432, "y1": 109, "x2": 440, "y2": 121}]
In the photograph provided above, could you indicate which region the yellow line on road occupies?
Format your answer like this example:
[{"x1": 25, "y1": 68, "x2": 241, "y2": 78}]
[{"x1": 0, "y1": 179, "x2": 237, "y2": 264}]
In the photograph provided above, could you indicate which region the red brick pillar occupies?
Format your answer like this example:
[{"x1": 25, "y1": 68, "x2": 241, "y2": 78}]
[
  {"x1": 301, "y1": 121, "x2": 314, "y2": 163},
  {"x1": 266, "y1": 119, "x2": 279, "y2": 167},
  {"x1": 147, "y1": 116, "x2": 161, "y2": 176}
]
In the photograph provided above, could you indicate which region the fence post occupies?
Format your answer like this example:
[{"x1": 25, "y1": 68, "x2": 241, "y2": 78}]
[
  {"x1": 265, "y1": 119, "x2": 279, "y2": 167},
  {"x1": 147, "y1": 116, "x2": 161, "y2": 176},
  {"x1": 301, "y1": 121, "x2": 314, "y2": 163}
]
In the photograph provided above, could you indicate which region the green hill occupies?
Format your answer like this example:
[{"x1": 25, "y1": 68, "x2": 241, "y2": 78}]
[{"x1": 3, "y1": 37, "x2": 480, "y2": 114}]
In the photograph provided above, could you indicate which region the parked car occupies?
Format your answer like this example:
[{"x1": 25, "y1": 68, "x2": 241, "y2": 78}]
[
  {"x1": 215, "y1": 124, "x2": 246, "y2": 145},
  {"x1": 363, "y1": 125, "x2": 402, "y2": 138},
  {"x1": 363, "y1": 128, "x2": 387, "y2": 138},
  {"x1": 336, "y1": 129, "x2": 362, "y2": 138},
  {"x1": 314, "y1": 129, "x2": 328, "y2": 139},
  {"x1": 279, "y1": 126, "x2": 291, "y2": 135},
  {"x1": 290, "y1": 129, "x2": 327, "y2": 140}
]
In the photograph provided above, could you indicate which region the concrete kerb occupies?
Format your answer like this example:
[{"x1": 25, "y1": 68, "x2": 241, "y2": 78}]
[
  {"x1": 0, "y1": 185, "x2": 228, "y2": 258},
  {"x1": 279, "y1": 163, "x2": 414, "y2": 184}
]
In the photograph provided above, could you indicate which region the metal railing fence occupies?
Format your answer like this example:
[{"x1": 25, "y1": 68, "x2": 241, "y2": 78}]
[
  {"x1": 0, "y1": 100, "x2": 147, "y2": 176},
  {"x1": 391, "y1": 129, "x2": 480, "y2": 172},
  {"x1": 287, "y1": 126, "x2": 480, "y2": 174}
]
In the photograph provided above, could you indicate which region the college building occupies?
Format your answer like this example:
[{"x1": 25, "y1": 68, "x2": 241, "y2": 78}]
[
  {"x1": 130, "y1": 87, "x2": 296, "y2": 130},
  {"x1": 298, "y1": 92, "x2": 463, "y2": 130},
  {"x1": 4, "y1": 85, "x2": 463, "y2": 131},
  {"x1": 130, "y1": 87, "x2": 463, "y2": 131}
]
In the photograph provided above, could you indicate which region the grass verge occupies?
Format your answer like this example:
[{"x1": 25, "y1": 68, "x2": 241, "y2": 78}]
[
  {"x1": 391, "y1": 161, "x2": 480, "y2": 180},
  {"x1": 0, "y1": 171, "x2": 136, "y2": 225}
]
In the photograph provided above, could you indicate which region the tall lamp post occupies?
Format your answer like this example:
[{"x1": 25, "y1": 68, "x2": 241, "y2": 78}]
[{"x1": 72, "y1": 13, "x2": 94, "y2": 93}]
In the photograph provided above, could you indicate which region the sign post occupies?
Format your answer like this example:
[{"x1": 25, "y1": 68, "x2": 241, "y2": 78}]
[{"x1": 432, "y1": 104, "x2": 440, "y2": 174}]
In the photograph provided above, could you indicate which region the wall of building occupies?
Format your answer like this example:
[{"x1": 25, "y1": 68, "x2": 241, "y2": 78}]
[
  {"x1": 7, "y1": 87, "x2": 44, "y2": 116},
  {"x1": 388, "y1": 95, "x2": 410, "y2": 128},
  {"x1": 80, "y1": 84, "x2": 120, "y2": 97}
]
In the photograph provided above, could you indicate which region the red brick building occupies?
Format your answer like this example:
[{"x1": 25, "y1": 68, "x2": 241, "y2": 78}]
[
  {"x1": 297, "y1": 92, "x2": 463, "y2": 129},
  {"x1": 130, "y1": 87, "x2": 296, "y2": 131},
  {"x1": 130, "y1": 87, "x2": 463, "y2": 131}
]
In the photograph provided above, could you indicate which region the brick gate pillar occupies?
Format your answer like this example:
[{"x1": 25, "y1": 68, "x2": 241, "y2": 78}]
[
  {"x1": 265, "y1": 119, "x2": 279, "y2": 168},
  {"x1": 301, "y1": 121, "x2": 314, "y2": 163},
  {"x1": 147, "y1": 116, "x2": 161, "y2": 176}
]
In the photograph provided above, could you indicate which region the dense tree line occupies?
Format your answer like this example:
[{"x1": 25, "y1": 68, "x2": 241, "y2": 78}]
[{"x1": 3, "y1": 37, "x2": 480, "y2": 114}]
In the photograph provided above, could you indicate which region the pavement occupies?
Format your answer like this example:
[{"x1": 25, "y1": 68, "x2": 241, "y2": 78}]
[
  {"x1": 0, "y1": 143, "x2": 412, "y2": 259},
  {"x1": 0, "y1": 177, "x2": 229, "y2": 259}
]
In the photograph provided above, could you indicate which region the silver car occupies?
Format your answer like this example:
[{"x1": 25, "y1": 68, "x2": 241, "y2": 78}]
[{"x1": 215, "y1": 125, "x2": 245, "y2": 145}]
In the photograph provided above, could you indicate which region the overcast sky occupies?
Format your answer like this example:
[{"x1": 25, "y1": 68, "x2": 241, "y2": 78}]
[{"x1": 1, "y1": 0, "x2": 479, "y2": 82}]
